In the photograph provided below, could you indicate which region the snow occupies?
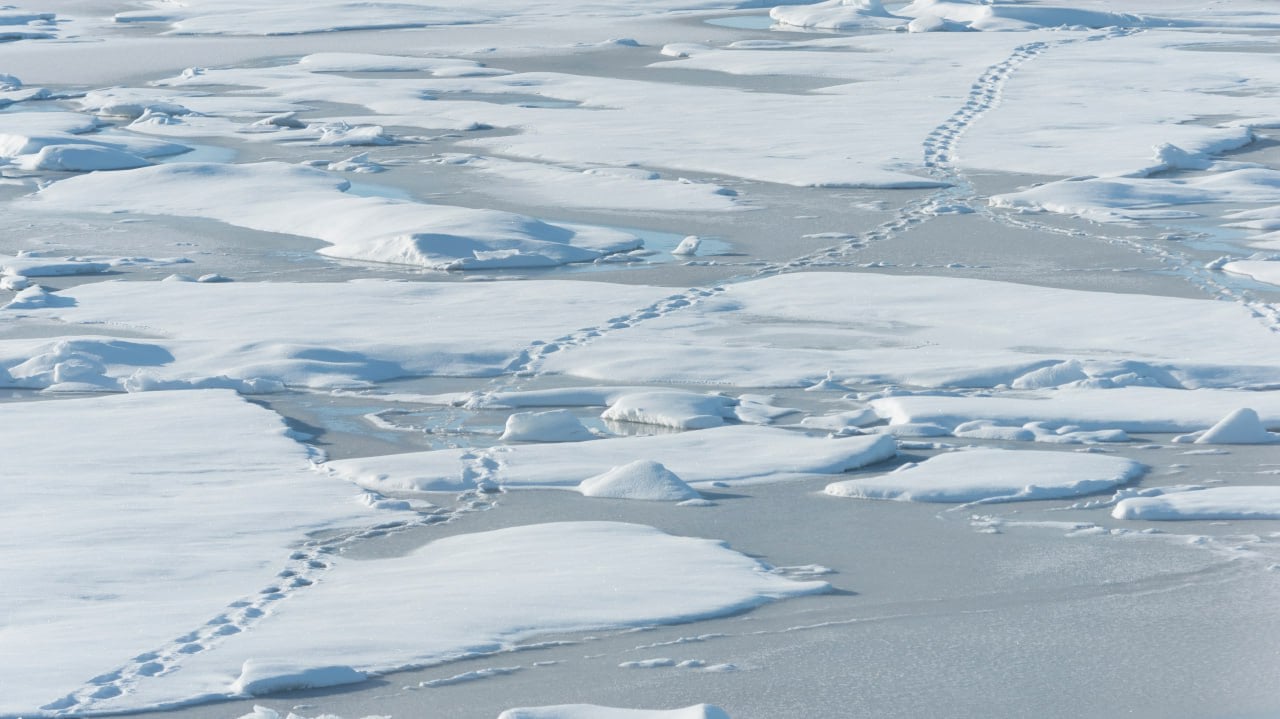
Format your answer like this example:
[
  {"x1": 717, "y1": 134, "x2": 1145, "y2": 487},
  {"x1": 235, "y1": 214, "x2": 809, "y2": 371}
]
[
  {"x1": 117, "y1": 522, "x2": 827, "y2": 710},
  {"x1": 501, "y1": 409, "x2": 595, "y2": 442},
  {"x1": 0, "y1": 279, "x2": 672, "y2": 390},
  {"x1": 24, "y1": 162, "x2": 641, "y2": 270},
  {"x1": 15, "y1": 143, "x2": 152, "y2": 171},
  {"x1": 0, "y1": 390, "x2": 407, "y2": 716},
  {"x1": 825, "y1": 448, "x2": 1145, "y2": 503},
  {"x1": 539, "y1": 273, "x2": 1280, "y2": 390},
  {"x1": 230, "y1": 661, "x2": 366, "y2": 696},
  {"x1": 1174, "y1": 408, "x2": 1280, "y2": 445},
  {"x1": 499, "y1": 706, "x2": 731, "y2": 719},
  {"x1": 601, "y1": 391, "x2": 737, "y2": 430},
  {"x1": 578, "y1": 460, "x2": 701, "y2": 501},
  {"x1": 1222, "y1": 260, "x2": 1280, "y2": 287},
  {"x1": 1113, "y1": 487, "x2": 1280, "y2": 521},
  {"x1": 871, "y1": 387, "x2": 1280, "y2": 434},
  {"x1": 325, "y1": 427, "x2": 898, "y2": 493}
]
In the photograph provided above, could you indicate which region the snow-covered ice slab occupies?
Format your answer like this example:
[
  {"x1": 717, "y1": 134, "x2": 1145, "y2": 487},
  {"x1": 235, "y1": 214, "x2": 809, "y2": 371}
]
[
  {"x1": 23, "y1": 162, "x2": 641, "y2": 269},
  {"x1": 1222, "y1": 260, "x2": 1280, "y2": 288},
  {"x1": 871, "y1": 387, "x2": 1280, "y2": 434},
  {"x1": 115, "y1": 522, "x2": 827, "y2": 710},
  {"x1": 499, "y1": 705, "x2": 731, "y2": 719},
  {"x1": 825, "y1": 448, "x2": 1144, "y2": 504},
  {"x1": 325, "y1": 426, "x2": 898, "y2": 493},
  {"x1": 0, "y1": 390, "x2": 405, "y2": 716},
  {"x1": 0, "y1": 279, "x2": 673, "y2": 390},
  {"x1": 1113, "y1": 486, "x2": 1280, "y2": 521},
  {"x1": 539, "y1": 273, "x2": 1280, "y2": 390}
]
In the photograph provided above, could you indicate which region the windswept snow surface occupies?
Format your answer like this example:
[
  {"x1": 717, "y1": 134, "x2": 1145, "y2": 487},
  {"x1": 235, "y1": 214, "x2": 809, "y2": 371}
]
[
  {"x1": 325, "y1": 427, "x2": 898, "y2": 493},
  {"x1": 5, "y1": 0, "x2": 1280, "y2": 717},
  {"x1": 498, "y1": 705, "x2": 731, "y2": 719},
  {"x1": 104, "y1": 522, "x2": 827, "y2": 711},
  {"x1": 538, "y1": 273, "x2": 1280, "y2": 389},
  {"x1": 1113, "y1": 487, "x2": 1280, "y2": 520},
  {"x1": 24, "y1": 163, "x2": 640, "y2": 269},
  {"x1": 825, "y1": 448, "x2": 1145, "y2": 503},
  {"x1": 0, "y1": 390, "x2": 409, "y2": 716},
  {"x1": 0, "y1": 279, "x2": 673, "y2": 389}
]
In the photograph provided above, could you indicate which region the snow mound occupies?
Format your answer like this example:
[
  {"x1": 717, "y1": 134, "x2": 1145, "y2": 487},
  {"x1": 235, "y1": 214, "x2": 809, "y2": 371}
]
[
  {"x1": 578, "y1": 460, "x2": 700, "y2": 501},
  {"x1": 825, "y1": 448, "x2": 1144, "y2": 503},
  {"x1": 601, "y1": 391, "x2": 736, "y2": 430},
  {"x1": 16, "y1": 144, "x2": 152, "y2": 171},
  {"x1": 230, "y1": 660, "x2": 365, "y2": 696},
  {"x1": 1178, "y1": 408, "x2": 1280, "y2": 445},
  {"x1": 499, "y1": 705, "x2": 731, "y2": 719},
  {"x1": 327, "y1": 426, "x2": 898, "y2": 493},
  {"x1": 1113, "y1": 487, "x2": 1280, "y2": 521},
  {"x1": 502, "y1": 409, "x2": 594, "y2": 442}
]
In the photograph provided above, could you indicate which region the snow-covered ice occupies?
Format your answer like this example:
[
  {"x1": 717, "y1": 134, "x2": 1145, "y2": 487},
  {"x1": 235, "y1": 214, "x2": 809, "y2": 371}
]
[
  {"x1": 107, "y1": 521, "x2": 827, "y2": 710},
  {"x1": 325, "y1": 427, "x2": 898, "y2": 493},
  {"x1": 824, "y1": 448, "x2": 1145, "y2": 503},
  {"x1": 1113, "y1": 487, "x2": 1280, "y2": 521},
  {"x1": 0, "y1": 390, "x2": 408, "y2": 716},
  {"x1": 499, "y1": 706, "x2": 731, "y2": 719}
]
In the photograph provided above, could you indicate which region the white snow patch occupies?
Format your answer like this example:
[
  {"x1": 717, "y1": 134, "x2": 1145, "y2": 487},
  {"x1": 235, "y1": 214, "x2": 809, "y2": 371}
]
[
  {"x1": 602, "y1": 391, "x2": 737, "y2": 430},
  {"x1": 502, "y1": 409, "x2": 595, "y2": 442},
  {"x1": 1114, "y1": 487, "x2": 1280, "y2": 521},
  {"x1": 499, "y1": 705, "x2": 731, "y2": 719},
  {"x1": 1173, "y1": 408, "x2": 1280, "y2": 445},
  {"x1": 578, "y1": 460, "x2": 701, "y2": 502},
  {"x1": 230, "y1": 660, "x2": 366, "y2": 696},
  {"x1": 825, "y1": 448, "x2": 1145, "y2": 503},
  {"x1": 326, "y1": 427, "x2": 898, "y2": 493}
]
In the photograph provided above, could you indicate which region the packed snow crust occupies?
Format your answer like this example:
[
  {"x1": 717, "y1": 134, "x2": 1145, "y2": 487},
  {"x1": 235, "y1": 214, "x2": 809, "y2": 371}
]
[
  {"x1": 325, "y1": 427, "x2": 898, "y2": 493},
  {"x1": 825, "y1": 448, "x2": 1145, "y2": 503}
]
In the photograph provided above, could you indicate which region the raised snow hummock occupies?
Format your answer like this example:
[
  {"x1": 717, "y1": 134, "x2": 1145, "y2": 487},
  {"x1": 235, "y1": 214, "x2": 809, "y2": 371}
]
[
  {"x1": 578, "y1": 460, "x2": 701, "y2": 501},
  {"x1": 1113, "y1": 486, "x2": 1280, "y2": 521},
  {"x1": 1177, "y1": 408, "x2": 1280, "y2": 445},
  {"x1": 824, "y1": 448, "x2": 1145, "y2": 504},
  {"x1": 499, "y1": 705, "x2": 732, "y2": 719},
  {"x1": 325, "y1": 426, "x2": 898, "y2": 493},
  {"x1": 501, "y1": 409, "x2": 595, "y2": 442}
]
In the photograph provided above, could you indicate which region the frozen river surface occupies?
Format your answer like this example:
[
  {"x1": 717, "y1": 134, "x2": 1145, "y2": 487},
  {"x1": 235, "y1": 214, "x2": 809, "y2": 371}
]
[{"x1": 2, "y1": 1, "x2": 1279, "y2": 718}]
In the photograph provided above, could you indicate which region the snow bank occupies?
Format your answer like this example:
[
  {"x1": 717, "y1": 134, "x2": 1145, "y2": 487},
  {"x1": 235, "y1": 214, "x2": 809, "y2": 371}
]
[
  {"x1": 602, "y1": 391, "x2": 737, "y2": 430},
  {"x1": 501, "y1": 409, "x2": 595, "y2": 442},
  {"x1": 0, "y1": 279, "x2": 671, "y2": 390},
  {"x1": 25, "y1": 162, "x2": 640, "y2": 269},
  {"x1": 1113, "y1": 487, "x2": 1280, "y2": 520},
  {"x1": 0, "y1": 390, "x2": 405, "y2": 717},
  {"x1": 326, "y1": 427, "x2": 898, "y2": 493},
  {"x1": 578, "y1": 460, "x2": 701, "y2": 501},
  {"x1": 499, "y1": 705, "x2": 731, "y2": 719},
  {"x1": 825, "y1": 448, "x2": 1145, "y2": 503},
  {"x1": 990, "y1": 166, "x2": 1280, "y2": 224},
  {"x1": 139, "y1": 522, "x2": 828, "y2": 710},
  {"x1": 540, "y1": 273, "x2": 1280, "y2": 390},
  {"x1": 1222, "y1": 260, "x2": 1280, "y2": 287},
  {"x1": 230, "y1": 660, "x2": 366, "y2": 696},
  {"x1": 1174, "y1": 408, "x2": 1280, "y2": 445},
  {"x1": 15, "y1": 143, "x2": 152, "y2": 171},
  {"x1": 871, "y1": 388, "x2": 1280, "y2": 434}
]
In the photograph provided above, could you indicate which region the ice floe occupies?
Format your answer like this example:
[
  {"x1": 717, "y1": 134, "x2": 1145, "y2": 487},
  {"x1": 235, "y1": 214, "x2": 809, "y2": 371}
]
[
  {"x1": 601, "y1": 390, "x2": 738, "y2": 430},
  {"x1": 325, "y1": 426, "x2": 898, "y2": 493},
  {"x1": 0, "y1": 279, "x2": 672, "y2": 390},
  {"x1": 501, "y1": 409, "x2": 596, "y2": 442},
  {"x1": 871, "y1": 387, "x2": 1280, "y2": 434},
  {"x1": 0, "y1": 390, "x2": 406, "y2": 716},
  {"x1": 24, "y1": 162, "x2": 640, "y2": 269},
  {"x1": 114, "y1": 522, "x2": 826, "y2": 710},
  {"x1": 538, "y1": 273, "x2": 1280, "y2": 390},
  {"x1": 499, "y1": 706, "x2": 731, "y2": 719},
  {"x1": 825, "y1": 448, "x2": 1145, "y2": 503},
  {"x1": 1113, "y1": 486, "x2": 1280, "y2": 521}
]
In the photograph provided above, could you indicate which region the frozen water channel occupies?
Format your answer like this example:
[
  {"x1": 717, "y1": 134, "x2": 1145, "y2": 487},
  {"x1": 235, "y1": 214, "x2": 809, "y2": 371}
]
[{"x1": 2, "y1": 2, "x2": 1280, "y2": 719}]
